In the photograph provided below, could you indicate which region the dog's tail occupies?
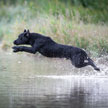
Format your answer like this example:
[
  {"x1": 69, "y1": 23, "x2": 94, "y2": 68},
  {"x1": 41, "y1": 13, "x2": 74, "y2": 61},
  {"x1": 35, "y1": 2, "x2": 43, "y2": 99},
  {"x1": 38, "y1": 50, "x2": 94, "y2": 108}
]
[
  {"x1": 87, "y1": 57, "x2": 100, "y2": 71},
  {"x1": 82, "y1": 51, "x2": 100, "y2": 71}
]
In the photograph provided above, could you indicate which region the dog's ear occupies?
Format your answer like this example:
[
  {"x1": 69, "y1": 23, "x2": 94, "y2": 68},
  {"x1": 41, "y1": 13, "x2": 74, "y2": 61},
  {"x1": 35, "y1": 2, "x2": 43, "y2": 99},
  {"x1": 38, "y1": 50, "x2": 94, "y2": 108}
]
[
  {"x1": 26, "y1": 29, "x2": 30, "y2": 37},
  {"x1": 27, "y1": 29, "x2": 29, "y2": 33},
  {"x1": 24, "y1": 29, "x2": 26, "y2": 32}
]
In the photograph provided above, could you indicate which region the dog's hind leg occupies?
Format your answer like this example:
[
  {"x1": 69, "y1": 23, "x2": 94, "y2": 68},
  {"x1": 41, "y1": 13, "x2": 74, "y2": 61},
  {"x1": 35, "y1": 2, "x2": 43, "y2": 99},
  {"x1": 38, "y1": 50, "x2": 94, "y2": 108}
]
[
  {"x1": 71, "y1": 54, "x2": 89, "y2": 68},
  {"x1": 71, "y1": 54, "x2": 100, "y2": 71}
]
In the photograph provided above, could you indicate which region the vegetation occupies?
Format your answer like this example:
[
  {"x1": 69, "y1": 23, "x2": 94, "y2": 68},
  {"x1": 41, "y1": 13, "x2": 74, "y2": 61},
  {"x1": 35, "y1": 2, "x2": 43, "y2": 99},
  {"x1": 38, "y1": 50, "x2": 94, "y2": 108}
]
[{"x1": 0, "y1": 0, "x2": 108, "y2": 56}]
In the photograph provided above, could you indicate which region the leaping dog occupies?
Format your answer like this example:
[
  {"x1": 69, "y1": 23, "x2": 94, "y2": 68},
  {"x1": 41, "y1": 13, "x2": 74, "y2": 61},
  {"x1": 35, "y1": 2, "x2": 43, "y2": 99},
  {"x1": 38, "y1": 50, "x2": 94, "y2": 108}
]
[{"x1": 12, "y1": 29, "x2": 100, "y2": 71}]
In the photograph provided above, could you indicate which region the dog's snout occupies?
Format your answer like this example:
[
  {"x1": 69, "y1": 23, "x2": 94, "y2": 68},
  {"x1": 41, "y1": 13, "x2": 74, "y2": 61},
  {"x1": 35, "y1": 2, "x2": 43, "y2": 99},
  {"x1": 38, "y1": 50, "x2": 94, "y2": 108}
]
[{"x1": 13, "y1": 40, "x2": 17, "y2": 45}]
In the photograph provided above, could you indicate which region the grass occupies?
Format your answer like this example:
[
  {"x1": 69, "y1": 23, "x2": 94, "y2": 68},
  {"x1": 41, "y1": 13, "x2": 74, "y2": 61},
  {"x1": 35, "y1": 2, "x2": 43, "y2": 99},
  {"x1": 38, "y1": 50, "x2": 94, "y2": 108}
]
[{"x1": 0, "y1": 1, "x2": 108, "y2": 56}]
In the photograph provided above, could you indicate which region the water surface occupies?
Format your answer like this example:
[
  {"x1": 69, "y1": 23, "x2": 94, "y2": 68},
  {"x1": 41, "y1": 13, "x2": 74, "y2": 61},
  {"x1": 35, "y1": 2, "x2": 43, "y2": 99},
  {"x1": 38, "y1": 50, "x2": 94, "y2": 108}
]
[{"x1": 0, "y1": 51, "x2": 108, "y2": 108}]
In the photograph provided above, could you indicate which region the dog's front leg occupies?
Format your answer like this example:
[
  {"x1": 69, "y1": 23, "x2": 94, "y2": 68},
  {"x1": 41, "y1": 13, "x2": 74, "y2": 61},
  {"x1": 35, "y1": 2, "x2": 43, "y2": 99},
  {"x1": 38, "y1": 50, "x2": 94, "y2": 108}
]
[{"x1": 12, "y1": 46, "x2": 37, "y2": 54}]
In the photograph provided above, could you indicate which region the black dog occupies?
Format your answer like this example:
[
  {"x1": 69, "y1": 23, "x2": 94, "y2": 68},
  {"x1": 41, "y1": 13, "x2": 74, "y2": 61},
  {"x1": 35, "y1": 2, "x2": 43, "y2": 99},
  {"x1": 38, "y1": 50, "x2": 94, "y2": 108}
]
[{"x1": 12, "y1": 29, "x2": 100, "y2": 71}]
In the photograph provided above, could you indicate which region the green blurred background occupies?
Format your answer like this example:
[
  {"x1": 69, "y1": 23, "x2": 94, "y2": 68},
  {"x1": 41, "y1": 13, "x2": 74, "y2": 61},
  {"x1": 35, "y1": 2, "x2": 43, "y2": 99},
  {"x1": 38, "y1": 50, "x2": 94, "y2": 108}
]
[{"x1": 0, "y1": 0, "x2": 108, "y2": 56}]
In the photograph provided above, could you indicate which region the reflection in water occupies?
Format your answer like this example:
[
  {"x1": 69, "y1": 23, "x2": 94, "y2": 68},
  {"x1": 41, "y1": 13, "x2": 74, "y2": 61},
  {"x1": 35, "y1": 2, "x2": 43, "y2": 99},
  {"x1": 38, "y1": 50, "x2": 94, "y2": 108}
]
[
  {"x1": 0, "y1": 51, "x2": 108, "y2": 108},
  {"x1": 8, "y1": 77, "x2": 108, "y2": 108}
]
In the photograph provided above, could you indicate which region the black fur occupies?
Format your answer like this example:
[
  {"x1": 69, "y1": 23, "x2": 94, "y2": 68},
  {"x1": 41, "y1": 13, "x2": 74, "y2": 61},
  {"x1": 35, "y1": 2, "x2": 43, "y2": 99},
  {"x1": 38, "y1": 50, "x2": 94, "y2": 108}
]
[{"x1": 12, "y1": 29, "x2": 100, "y2": 71}]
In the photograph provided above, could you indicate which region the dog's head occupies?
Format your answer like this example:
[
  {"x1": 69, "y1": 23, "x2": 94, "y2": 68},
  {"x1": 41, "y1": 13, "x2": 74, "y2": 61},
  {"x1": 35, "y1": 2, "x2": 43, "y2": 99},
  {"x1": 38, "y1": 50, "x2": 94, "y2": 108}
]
[{"x1": 14, "y1": 29, "x2": 30, "y2": 45}]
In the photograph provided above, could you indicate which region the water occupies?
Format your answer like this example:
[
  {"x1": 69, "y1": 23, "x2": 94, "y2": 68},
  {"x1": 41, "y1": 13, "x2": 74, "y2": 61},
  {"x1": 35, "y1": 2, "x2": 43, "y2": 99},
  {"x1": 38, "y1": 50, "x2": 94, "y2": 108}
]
[{"x1": 0, "y1": 51, "x2": 108, "y2": 108}]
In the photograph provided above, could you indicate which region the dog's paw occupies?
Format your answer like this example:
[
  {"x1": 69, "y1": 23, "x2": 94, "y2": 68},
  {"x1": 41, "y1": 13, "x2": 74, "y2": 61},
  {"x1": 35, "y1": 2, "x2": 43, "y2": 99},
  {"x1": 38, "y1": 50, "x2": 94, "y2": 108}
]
[{"x1": 12, "y1": 46, "x2": 20, "y2": 52}]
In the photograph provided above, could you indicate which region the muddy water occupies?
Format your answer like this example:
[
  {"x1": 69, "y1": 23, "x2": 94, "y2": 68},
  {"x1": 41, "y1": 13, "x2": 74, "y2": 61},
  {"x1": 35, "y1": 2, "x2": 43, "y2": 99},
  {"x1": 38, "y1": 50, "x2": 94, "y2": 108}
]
[{"x1": 0, "y1": 51, "x2": 108, "y2": 108}]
